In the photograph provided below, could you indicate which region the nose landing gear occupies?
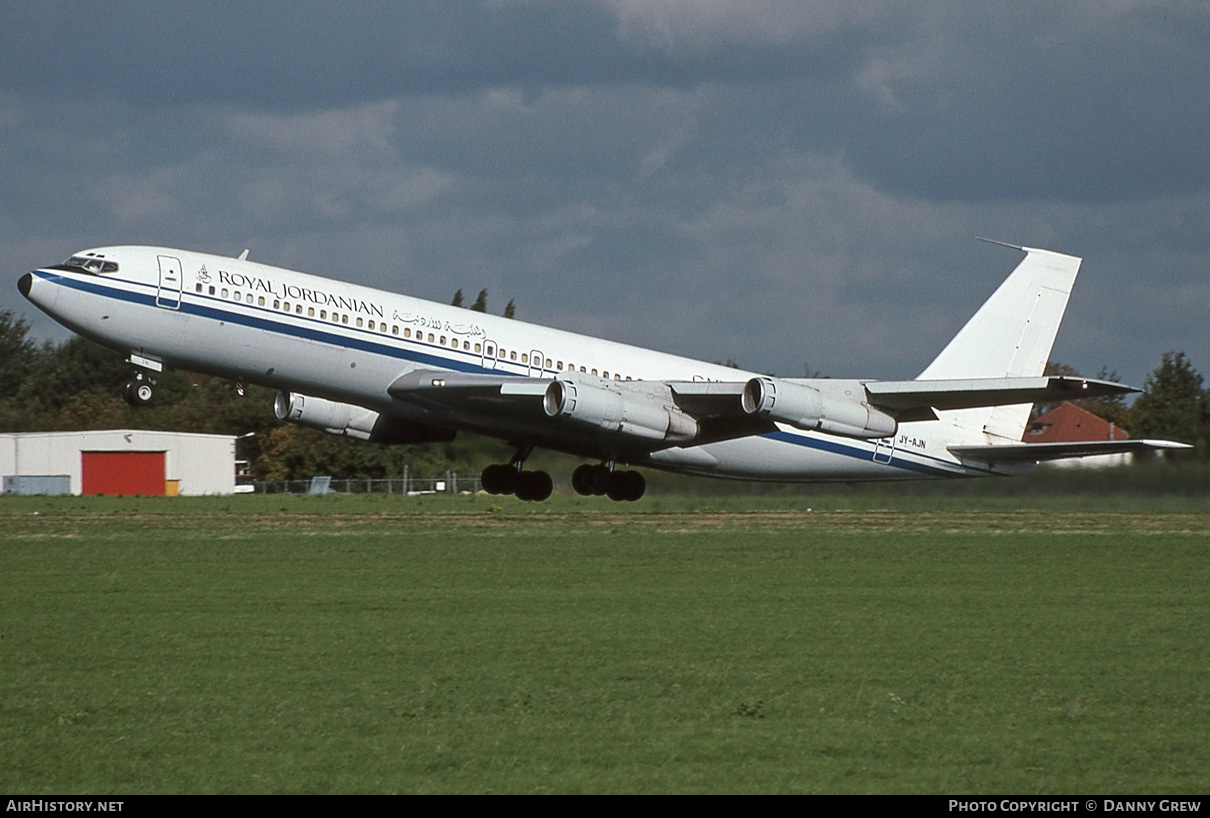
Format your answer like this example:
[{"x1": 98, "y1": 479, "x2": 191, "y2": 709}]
[{"x1": 122, "y1": 372, "x2": 156, "y2": 406}]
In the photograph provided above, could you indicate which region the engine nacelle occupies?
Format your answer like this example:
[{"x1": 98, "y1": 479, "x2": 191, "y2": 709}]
[
  {"x1": 543, "y1": 379, "x2": 698, "y2": 443},
  {"x1": 742, "y1": 377, "x2": 898, "y2": 439},
  {"x1": 274, "y1": 392, "x2": 455, "y2": 444}
]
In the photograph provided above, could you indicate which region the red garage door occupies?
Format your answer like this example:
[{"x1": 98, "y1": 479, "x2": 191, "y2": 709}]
[{"x1": 81, "y1": 452, "x2": 166, "y2": 496}]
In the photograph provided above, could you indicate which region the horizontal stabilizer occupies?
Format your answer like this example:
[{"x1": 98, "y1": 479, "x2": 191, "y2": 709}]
[
  {"x1": 950, "y1": 439, "x2": 1192, "y2": 464},
  {"x1": 864, "y1": 375, "x2": 1136, "y2": 422}
]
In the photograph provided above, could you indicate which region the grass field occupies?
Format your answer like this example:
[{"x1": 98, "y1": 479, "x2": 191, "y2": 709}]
[{"x1": 2, "y1": 488, "x2": 1208, "y2": 793}]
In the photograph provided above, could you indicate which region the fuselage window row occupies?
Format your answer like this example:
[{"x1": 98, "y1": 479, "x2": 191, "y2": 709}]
[{"x1": 188, "y1": 281, "x2": 633, "y2": 380}]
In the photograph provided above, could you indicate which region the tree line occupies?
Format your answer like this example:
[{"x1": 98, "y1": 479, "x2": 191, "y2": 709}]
[{"x1": 1, "y1": 308, "x2": 1205, "y2": 481}]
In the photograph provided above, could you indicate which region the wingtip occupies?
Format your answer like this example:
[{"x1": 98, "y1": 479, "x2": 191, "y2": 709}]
[
  {"x1": 975, "y1": 236, "x2": 1024, "y2": 251},
  {"x1": 1139, "y1": 439, "x2": 1196, "y2": 450}
]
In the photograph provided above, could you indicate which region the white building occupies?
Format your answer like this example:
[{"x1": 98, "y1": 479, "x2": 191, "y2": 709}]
[{"x1": 0, "y1": 429, "x2": 239, "y2": 496}]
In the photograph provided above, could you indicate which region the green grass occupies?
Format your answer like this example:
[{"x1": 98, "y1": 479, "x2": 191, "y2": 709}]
[{"x1": 1, "y1": 495, "x2": 1208, "y2": 793}]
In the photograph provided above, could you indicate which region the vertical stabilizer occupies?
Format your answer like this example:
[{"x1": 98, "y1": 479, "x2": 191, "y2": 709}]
[{"x1": 918, "y1": 245, "x2": 1081, "y2": 441}]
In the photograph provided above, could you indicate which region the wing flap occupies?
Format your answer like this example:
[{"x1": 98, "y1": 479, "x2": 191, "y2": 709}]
[{"x1": 667, "y1": 380, "x2": 748, "y2": 416}]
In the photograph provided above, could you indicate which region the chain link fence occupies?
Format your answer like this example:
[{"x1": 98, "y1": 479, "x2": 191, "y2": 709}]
[{"x1": 247, "y1": 473, "x2": 481, "y2": 495}]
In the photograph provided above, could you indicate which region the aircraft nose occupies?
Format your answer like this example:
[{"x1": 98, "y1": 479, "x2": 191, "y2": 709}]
[{"x1": 18, "y1": 272, "x2": 32, "y2": 298}]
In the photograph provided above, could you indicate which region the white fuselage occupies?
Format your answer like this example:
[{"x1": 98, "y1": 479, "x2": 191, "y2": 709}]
[{"x1": 22, "y1": 246, "x2": 996, "y2": 482}]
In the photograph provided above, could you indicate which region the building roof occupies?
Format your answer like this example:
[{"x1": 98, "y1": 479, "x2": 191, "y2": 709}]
[
  {"x1": 1024, "y1": 402, "x2": 1129, "y2": 443},
  {"x1": 0, "y1": 429, "x2": 237, "y2": 442}
]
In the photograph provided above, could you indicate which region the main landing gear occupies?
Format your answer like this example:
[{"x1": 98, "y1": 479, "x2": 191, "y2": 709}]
[
  {"x1": 479, "y1": 448, "x2": 646, "y2": 502},
  {"x1": 122, "y1": 372, "x2": 156, "y2": 406},
  {"x1": 571, "y1": 463, "x2": 646, "y2": 502},
  {"x1": 481, "y1": 463, "x2": 553, "y2": 502},
  {"x1": 481, "y1": 444, "x2": 553, "y2": 502}
]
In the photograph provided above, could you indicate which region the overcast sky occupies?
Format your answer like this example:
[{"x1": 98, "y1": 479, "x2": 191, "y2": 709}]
[{"x1": 2, "y1": 1, "x2": 1207, "y2": 386}]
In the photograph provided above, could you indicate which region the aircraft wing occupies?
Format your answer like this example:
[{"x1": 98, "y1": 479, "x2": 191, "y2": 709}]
[
  {"x1": 862, "y1": 375, "x2": 1137, "y2": 422},
  {"x1": 950, "y1": 439, "x2": 1193, "y2": 464},
  {"x1": 386, "y1": 370, "x2": 771, "y2": 454},
  {"x1": 386, "y1": 370, "x2": 1147, "y2": 455}
]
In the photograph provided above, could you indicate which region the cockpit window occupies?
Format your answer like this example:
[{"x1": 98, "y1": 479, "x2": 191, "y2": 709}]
[{"x1": 52, "y1": 255, "x2": 119, "y2": 275}]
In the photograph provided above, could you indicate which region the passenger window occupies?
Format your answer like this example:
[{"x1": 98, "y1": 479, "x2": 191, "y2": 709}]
[
  {"x1": 393, "y1": 326, "x2": 399, "y2": 336},
  {"x1": 428, "y1": 333, "x2": 435, "y2": 343},
  {"x1": 234, "y1": 291, "x2": 241, "y2": 300},
  {"x1": 592, "y1": 369, "x2": 598, "y2": 376},
  {"x1": 246, "y1": 294, "x2": 253, "y2": 304},
  {"x1": 320, "y1": 310, "x2": 327, "y2": 320},
  {"x1": 195, "y1": 284, "x2": 203, "y2": 293},
  {"x1": 209, "y1": 286, "x2": 216, "y2": 295},
  {"x1": 258, "y1": 296, "x2": 265, "y2": 306},
  {"x1": 440, "y1": 335, "x2": 447, "y2": 345},
  {"x1": 522, "y1": 354, "x2": 528, "y2": 364},
  {"x1": 308, "y1": 307, "x2": 315, "y2": 317},
  {"x1": 341, "y1": 315, "x2": 348, "y2": 324},
  {"x1": 283, "y1": 301, "x2": 290, "y2": 311},
  {"x1": 356, "y1": 317, "x2": 363, "y2": 327},
  {"x1": 475, "y1": 343, "x2": 482, "y2": 353},
  {"x1": 545, "y1": 358, "x2": 552, "y2": 368},
  {"x1": 404, "y1": 328, "x2": 411, "y2": 338},
  {"x1": 222, "y1": 289, "x2": 229, "y2": 298},
  {"x1": 463, "y1": 341, "x2": 469, "y2": 350},
  {"x1": 510, "y1": 351, "x2": 517, "y2": 361},
  {"x1": 296, "y1": 305, "x2": 302, "y2": 314}
]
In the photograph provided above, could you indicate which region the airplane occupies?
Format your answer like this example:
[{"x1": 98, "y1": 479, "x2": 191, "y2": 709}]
[{"x1": 17, "y1": 240, "x2": 1190, "y2": 501}]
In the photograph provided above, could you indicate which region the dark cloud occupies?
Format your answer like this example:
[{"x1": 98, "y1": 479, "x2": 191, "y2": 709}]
[
  {"x1": 0, "y1": 1, "x2": 857, "y2": 106},
  {"x1": 1, "y1": 1, "x2": 1207, "y2": 387}
]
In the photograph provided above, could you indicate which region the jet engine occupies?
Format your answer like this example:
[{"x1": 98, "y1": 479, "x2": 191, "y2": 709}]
[
  {"x1": 741, "y1": 377, "x2": 897, "y2": 439},
  {"x1": 543, "y1": 379, "x2": 698, "y2": 443},
  {"x1": 274, "y1": 392, "x2": 455, "y2": 444}
]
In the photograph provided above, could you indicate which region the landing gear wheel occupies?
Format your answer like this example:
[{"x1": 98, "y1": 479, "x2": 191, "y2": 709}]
[
  {"x1": 607, "y1": 470, "x2": 645, "y2": 502},
  {"x1": 123, "y1": 374, "x2": 156, "y2": 406},
  {"x1": 572, "y1": 464, "x2": 645, "y2": 501},
  {"x1": 586, "y1": 464, "x2": 612, "y2": 496},
  {"x1": 516, "y1": 470, "x2": 553, "y2": 502},
  {"x1": 617, "y1": 470, "x2": 646, "y2": 502},
  {"x1": 481, "y1": 463, "x2": 516, "y2": 495},
  {"x1": 571, "y1": 464, "x2": 595, "y2": 496},
  {"x1": 482, "y1": 464, "x2": 551, "y2": 501}
]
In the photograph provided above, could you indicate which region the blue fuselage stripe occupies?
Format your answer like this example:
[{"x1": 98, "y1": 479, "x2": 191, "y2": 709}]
[{"x1": 762, "y1": 430, "x2": 961, "y2": 477}]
